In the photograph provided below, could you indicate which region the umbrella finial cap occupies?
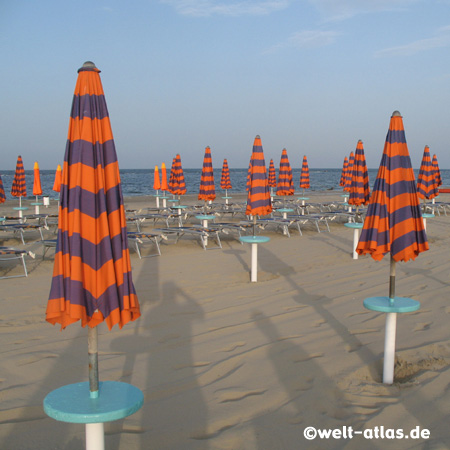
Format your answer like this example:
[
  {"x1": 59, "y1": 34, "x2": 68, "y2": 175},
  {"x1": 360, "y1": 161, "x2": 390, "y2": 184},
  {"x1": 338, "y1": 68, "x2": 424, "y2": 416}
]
[
  {"x1": 392, "y1": 110, "x2": 402, "y2": 117},
  {"x1": 78, "y1": 61, "x2": 100, "y2": 73}
]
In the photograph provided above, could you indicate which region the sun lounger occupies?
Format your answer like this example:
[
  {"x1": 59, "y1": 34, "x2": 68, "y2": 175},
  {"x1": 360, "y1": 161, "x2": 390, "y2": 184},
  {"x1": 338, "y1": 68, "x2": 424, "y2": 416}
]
[
  {"x1": 256, "y1": 218, "x2": 298, "y2": 237},
  {"x1": 154, "y1": 226, "x2": 222, "y2": 250},
  {"x1": 286, "y1": 214, "x2": 330, "y2": 233},
  {"x1": 127, "y1": 231, "x2": 165, "y2": 258},
  {"x1": 0, "y1": 247, "x2": 35, "y2": 279},
  {"x1": 0, "y1": 223, "x2": 47, "y2": 244}
]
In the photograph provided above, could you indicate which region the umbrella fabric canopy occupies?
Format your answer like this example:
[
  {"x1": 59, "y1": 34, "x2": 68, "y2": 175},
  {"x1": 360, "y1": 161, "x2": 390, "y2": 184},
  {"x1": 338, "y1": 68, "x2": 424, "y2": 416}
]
[
  {"x1": 33, "y1": 161, "x2": 43, "y2": 196},
  {"x1": 172, "y1": 154, "x2": 187, "y2": 196},
  {"x1": 160, "y1": 162, "x2": 168, "y2": 192},
  {"x1": 276, "y1": 148, "x2": 294, "y2": 196},
  {"x1": 268, "y1": 159, "x2": 277, "y2": 188},
  {"x1": 344, "y1": 152, "x2": 354, "y2": 192},
  {"x1": 356, "y1": 111, "x2": 428, "y2": 262},
  {"x1": 246, "y1": 161, "x2": 251, "y2": 191},
  {"x1": 153, "y1": 166, "x2": 161, "y2": 191},
  {"x1": 340, "y1": 156, "x2": 348, "y2": 187},
  {"x1": 417, "y1": 146, "x2": 439, "y2": 200},
  {"x1": 246, "y1": 136, "x2": 272, "y2": 217},
  {"x1": 432, "y1": 154, "x2": 442, "y2": 187},
  {"x1": 168, "y1": 157, "x2": 176, "y2": 195},
  {"x1": 0, "y1": 174, "x2": 5, "y2": 204},
  {"x1": 53, "y1": 165, "x2": 62, "y2": 192},
  {"x1": 46, "y1": 61, "x2": 140, "y2": 331},
  {"x1": 348, "y1": 140, "x2": 370, "y2": 207},
  {"x1": 299, "y1": 155, "x2": 310, "y2": 190},
  {"x1": 220, "y1": 159, "x2": 232, "y2": 190},
  {"x1": 11, "y1": 155, "x2": 27, "y2": 199},
  {"x1": 198, "y1": 146, "x2": 216, "y2": 201}
]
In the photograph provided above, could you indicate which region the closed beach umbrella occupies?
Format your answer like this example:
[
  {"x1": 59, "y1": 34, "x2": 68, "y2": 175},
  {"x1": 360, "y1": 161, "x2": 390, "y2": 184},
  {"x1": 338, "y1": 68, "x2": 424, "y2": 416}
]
[
  {"x1": 168, "y1": 157, "x2": 176, "y2": 195},
  {"x1": 432, "y1": 154, "x2": 442, "y2": 188},
  {"x1": 0, "y1": 174, "x2": 5, "y2": 204},
  {"x1": 348, "y1": 140, "x2": 370, "y2": 207},
  {"x1": 33, "y1": 161, "x2": 43, "y2": 197},
  {"x1": 344, "y1": 152, "x2": 354, "y2": 192},
  {"x1": 340, "y1": 156, "x2": 348, "y2": 187},
  {"x1": 153, "y1": 166, "x2": 161, "y2": 191},
  {"x1": 198, "y1": 146, "x2": 216, "y2": 203},
  {"x1": 246, "y1": 160, "x2": 252, "y2": 191},
  {"x1": 160, "y1": 162, "x2": 168, "y2": 192},
  {"x1": 11, "y1": 155, "x2": 27, "y2": 208},
  {"x1": 417, "y1": 146, "x2": 439, "y2": 201},
  {"x1": 268, "y1": 159, "x2": 276, "y2": 188},
  {"x1": 53, "y1": 165, "x2": 62, "y2": 193},
  {"x1": 46, "y1": 61, "x2": 140, "y2": 407},
  {"x1": 299, "y1": 155, "x2": 310, "y2": 194},
  {"x1": 173, "y1": 154, "x2": 187, "y2": 196},
  {"x1": 220, "y1": 159, "x2": 232, "y2": 190},
  {"x1": 276, "y1": 148, "x2": 294, "y2": 197},
  {"x1": 356, "y1": 111, "x2": 428, "y2": 384}
]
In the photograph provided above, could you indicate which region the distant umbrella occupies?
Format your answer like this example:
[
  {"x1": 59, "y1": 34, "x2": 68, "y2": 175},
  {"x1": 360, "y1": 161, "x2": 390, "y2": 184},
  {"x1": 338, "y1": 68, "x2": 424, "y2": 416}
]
[
  {"x1": 168, "y1": 157, "x2": 176, "y2": 195},
  {"x1": 0, "y1": 174, "x2": 5, "y2": 204},
  {"x1": 348, "y1": 140, "x2": 370, "y2": 208},
  {"x1": 344, "y1": 152, "x2": 354, "y2": 192},
  {"x1": 11, "y1": 155, "x2": 27, "y2": 208},
  {"x1": 340, "y1": 156, "x2": 348, "y2": 187},
  {"x1": 33, "y1": 161, "x2": 43, "y2": 197},
  {"x1": 220, "y1": 159, "x2": 232, "y2": 190},
  {"x1": 46, "y1": 61, "x2": 140, "y2": 412},
  {"x1": 246, "y1": 160, "x2": 252, "y2": 192},
  {"x1": 160, "y1": 162, "x2": 168, "y2": 192},
  {"x1": 299, "y1": 155, "x2": 310, "y2": 195},
  {"x1": 276, "y1": 148, "x2": 294, "y2": 197},
  {"x1": 432, "y1": 154, "x2": 442, "y2": 187},
  {"x1": 268, "y1": 159, "x2": 277, "y2": 188},
  {"x1": 53, "y1": 165, "x2": 62, "y2": 193},
  {"x1": 198, "y1": 146, "x2": 216, "y2": 203},
  {"x1": 153, "y1": 166, "x2": 161, "y2": 191},
  {"x1": 357, "y1": 111, "x2": 428, "y2": 384},
  {"x1": 172, "y1": 154, "x2": 187, "y2": 196},
  {"x1": 417, "y1": 146, "x2": 439, "y2": 201}
]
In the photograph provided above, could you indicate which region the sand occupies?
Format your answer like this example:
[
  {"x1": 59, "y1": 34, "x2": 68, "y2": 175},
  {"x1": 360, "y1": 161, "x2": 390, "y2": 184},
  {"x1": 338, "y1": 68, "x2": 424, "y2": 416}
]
[{"x1": 0, "y1": 192, "x2": 449, "y2": 450}]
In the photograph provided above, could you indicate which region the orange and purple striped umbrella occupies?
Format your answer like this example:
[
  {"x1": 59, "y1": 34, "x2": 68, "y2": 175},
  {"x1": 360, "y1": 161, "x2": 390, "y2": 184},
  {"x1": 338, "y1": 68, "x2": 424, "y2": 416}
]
[
  {"x1": 160, "y1": 162, "x2": 168, "y2": 191},
  {"x1": 0, "y1": 174, "x2": 5, "y2": 204},
  {"x1": 198, "y1": 146, "x2": 216, "y2": 201},
  {"x1": 33, "y1": 161, "x2": 43, "y2": 196},
  {"x1": 172, "y1": 154, "x2": 187, "y2": 195},
  {"x1": 276, "y1": 148, "x2": 294, "y2": 196},
  {"x1": 246, "y1": 136, "x2": 272, "y2": 216},
  {"x1": 153, "y1": 166, "x2": 161, "y2": 191},
  {"x1": 417, "y1": 146, "x2": 439, "y2": 200},
  {"x1": 348, "y1": 140, "x2": 370, "y2": 206},
  {"x1": 432, "y1": 154, "x2": 442, "y2": 187},
  {"x1": 11, "y1": 155, "x2": 27, "y2": 199},
  {"x1": 168, "y1": 157, "x2": 176, "y2": 195},
  {"x1": 246, "y1": 160, "x2": 252, "y2": 191},
  {"x1": 268, "y1": 159, "x2": 277, "y2": 188},
  {"x1": 344, "y1": 152, "x2": 354, "y2": 192},
  {"x1": 53, "y1": 165, "x2": 62, "y2": 193},
  {"x1": 340, "y1": 156, "x2": 348, "y2": 187},
  {"x1": 356, "y1": 111, "x2": 428, "y2": 262},
  {"x1": 220, "y1": 159, "x2": 232, "y2": 190},
  {"x1": 46, "y1": 61, "x2": 140, "y2": 331},
  {"x1": 299, "y1": 155, "x2": 310, "y2": 190}
]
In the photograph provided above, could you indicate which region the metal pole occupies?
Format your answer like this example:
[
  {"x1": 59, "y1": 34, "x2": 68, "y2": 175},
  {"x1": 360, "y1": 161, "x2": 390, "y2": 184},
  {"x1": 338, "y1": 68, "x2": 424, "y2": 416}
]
[
  {"x1": 383, "y1": 256, "x2": 397, "y2": 384},
  {"x1": 88, "y1": 327, "x2": 99, "y2": 398},
  {"x1": 251, "y1": 243, "x2": 258, "y2": 282}
]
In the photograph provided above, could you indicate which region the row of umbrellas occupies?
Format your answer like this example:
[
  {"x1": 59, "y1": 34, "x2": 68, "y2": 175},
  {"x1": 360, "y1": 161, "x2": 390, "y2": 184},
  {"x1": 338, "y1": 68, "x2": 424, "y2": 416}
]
[{"x1": 0, "y1": 160, "x2": 62, "y2": 206}]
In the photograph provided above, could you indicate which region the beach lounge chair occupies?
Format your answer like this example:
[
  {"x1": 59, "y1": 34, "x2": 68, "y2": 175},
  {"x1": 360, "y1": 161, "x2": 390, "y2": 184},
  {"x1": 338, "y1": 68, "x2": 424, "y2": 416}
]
[
  {"x1": 0, "y1": 223, "x2": 47, "y2": 244},
  {"x1": 127, "y1": 231, "x2": 164, "y2": 258},
  {"x1": 41, "y1": 239, "x2": 57, "y2": 259},
  {"x1": 0, "y1": 247, "x2": 35, "y2": 279},
  {"x1": 286, "y1": 214, "x2": 331, "y2": 233},
  {"x1": 154, "y1": 226, "x2": 222, "y2": 250}
]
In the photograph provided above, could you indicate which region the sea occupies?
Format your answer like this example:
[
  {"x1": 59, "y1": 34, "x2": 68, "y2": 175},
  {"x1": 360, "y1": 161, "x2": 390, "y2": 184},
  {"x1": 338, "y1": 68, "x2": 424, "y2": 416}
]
[{"x1": 1, "y1": 168, "x2": 449, "y2": 200}]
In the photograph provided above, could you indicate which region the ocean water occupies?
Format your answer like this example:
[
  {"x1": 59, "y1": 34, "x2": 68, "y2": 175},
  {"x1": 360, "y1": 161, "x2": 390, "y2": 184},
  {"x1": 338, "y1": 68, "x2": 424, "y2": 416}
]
[{"x1": 1, "y1": 168, "x2": 449, "y2": 200}]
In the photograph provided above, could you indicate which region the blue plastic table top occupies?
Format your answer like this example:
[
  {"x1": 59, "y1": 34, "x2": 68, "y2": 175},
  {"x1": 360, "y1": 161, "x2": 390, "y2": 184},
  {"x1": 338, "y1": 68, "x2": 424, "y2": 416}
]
[
  {"x1": 363, "y1": 296, "x2": 420, "y2": 313},
  {"x1": 31, "y1": 202, "x2": 43, "y2": 206},
  {"x1": 195, "y1": 214, "x2": 215, "y2": 220},
  {"x1": 297, "y1": 197, "x2": 310, "y2": 200},
  {"x1": 0, "y1": 218, "x2": 5, "y2": 222},
  {"x1": 344, "y1": 222, "x2": 364, "y2": 229},
  {"x1": 44, "y1": 381, "x2": 143, "y2": 424},
  {"x1": 13, "y1": 207, "x2": 28, "y2": 211},
  {"x1": 276, "y1": 208, "x2": 294, "y2": 213},
  {"x1": 422, "y1": 213, "x2": 435, "y2": 218},
  {"x1": 240, "y1": 235, "x2": 270, "y2": 244},
  {"x1": 222, "y1": 196, "x2": 232, "y2": 199},
  {"x1": 171, "y1": 205, "x2": 188, "y2": 209},
  {"x1": 341, "y1": 194, "x2": 349, "y2": 197}
]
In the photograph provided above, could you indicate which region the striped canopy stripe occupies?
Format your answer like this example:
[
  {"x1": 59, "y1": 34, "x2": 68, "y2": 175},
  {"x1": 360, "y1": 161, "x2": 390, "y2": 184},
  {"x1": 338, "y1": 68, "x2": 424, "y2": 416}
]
[
  {"x1": 33, "y1": 161, "x2": 43, "y2": 196},
  {"x1": 339, "y1": 156, "x2": 348, "y2": 187},
  {"x1": 348, "y1": 140, "x2": 370, "y2": 206},
  {"x1": 198, "y1": 146, "x2": 216, "y2": 201},
  {"x1": 343, "y1": 152, "x2": 354, "y2": 192},
  {"x1": 168, "y1": 157, "x2": 176, "y2": 194},
  {"x1": 47, "y1": 62, "x2": 140, "y2": 330},
  {"x1": 356, "y1": 111, "x2": 428, "y2": 262},
  {"x1": 432, "y1": 154, "x2": 442, "y2": 187},
  {"x1": 220, "y1": 159, "x2": 232, "y2": 190},
  {"x1": 11, "y1": 156, "x2": 27, "y2": 197},
  {"x1": 0, "y1": 174, "x2": 5, "y2": 204},
  {"x1": 276, "y1": 148, "x2": 294, "y2": 196},
  {"x1": 268, "y1": 159, "x2": 277, "y2": 188},
  {"x1": 299, "y1": 155, "x2": 310, "y2": 189},
  {"x1": 246, "y1": 136, "x2": 272, "y2": 216},
  {"x1": 417, "y1": 146, "x2": 439, "y2": 200},
  {"x1": 172, "y1": 154, "x2": 187, "y2": 195}
]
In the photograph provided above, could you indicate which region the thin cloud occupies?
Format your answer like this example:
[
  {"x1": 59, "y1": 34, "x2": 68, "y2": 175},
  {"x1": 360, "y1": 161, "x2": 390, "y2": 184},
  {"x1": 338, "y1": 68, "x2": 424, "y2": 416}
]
[
  {"x1": 160, "y1": 0, "x2": 290, "y2": 17},
  {"x1": 264, "y1": 29, "x2": 340, "y2": 53},
  {"x1": 375, "y1": 25, "x2": 450, "y2": 57}
]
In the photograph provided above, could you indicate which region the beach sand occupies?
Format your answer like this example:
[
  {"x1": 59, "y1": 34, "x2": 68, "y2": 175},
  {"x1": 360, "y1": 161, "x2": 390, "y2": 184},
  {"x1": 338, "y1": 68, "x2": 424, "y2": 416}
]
[{"x1": 0, "y1": 193, "x2": 449, "y2": 449}]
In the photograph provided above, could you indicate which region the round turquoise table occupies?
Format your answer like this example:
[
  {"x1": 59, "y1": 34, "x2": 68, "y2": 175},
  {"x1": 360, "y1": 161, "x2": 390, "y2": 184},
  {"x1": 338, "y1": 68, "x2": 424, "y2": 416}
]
[{"x1": 239, "y1": 235, "x2": 270, "y2": 282}]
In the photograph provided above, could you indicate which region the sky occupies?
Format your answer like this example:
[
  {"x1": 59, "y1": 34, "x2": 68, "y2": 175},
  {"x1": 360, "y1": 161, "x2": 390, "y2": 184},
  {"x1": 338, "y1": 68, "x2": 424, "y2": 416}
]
[{"x1": 1, "y1": 0, "x2": 450, "y2": 170}]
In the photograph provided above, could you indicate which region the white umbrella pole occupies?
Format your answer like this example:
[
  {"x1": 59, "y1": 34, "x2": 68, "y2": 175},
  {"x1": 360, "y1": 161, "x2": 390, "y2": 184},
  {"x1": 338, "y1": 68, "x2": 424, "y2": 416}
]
[
  {"x1": 251, "y1": 242, "x2": 258, "y2": 282},
  {"x1": 86, "y1": 423, "x2": 104, "y2": 450},
  {"x1": 156, "y1": 190, "x2": 160, "y2": 208},
  {"x1": 383, "y1": 257, "x2": 397, "y2": 384}
]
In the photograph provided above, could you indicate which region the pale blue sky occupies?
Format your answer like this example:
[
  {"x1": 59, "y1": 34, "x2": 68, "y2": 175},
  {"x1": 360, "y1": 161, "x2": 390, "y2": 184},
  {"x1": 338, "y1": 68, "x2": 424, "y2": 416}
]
[{"x1": 1, "y1": 0, "x2": 450, "y2": 170}]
